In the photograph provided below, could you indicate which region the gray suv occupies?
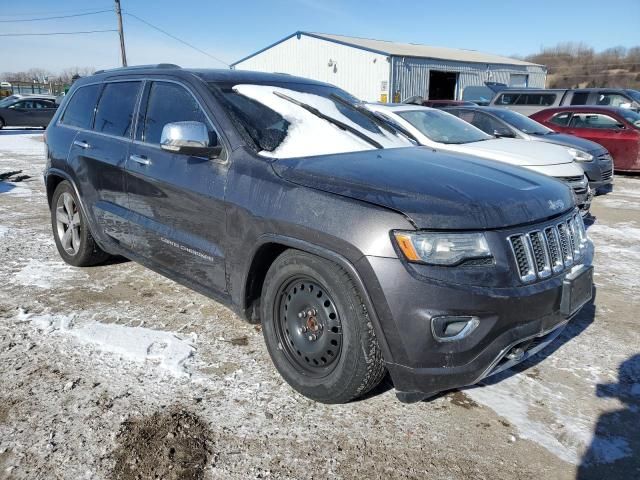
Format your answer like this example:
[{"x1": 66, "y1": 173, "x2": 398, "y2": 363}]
[{"x1": 43, "y1": 65, "x2": 594, "y2": 403}]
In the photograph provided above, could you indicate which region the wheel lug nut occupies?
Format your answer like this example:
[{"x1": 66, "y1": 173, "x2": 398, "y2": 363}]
[
  {"x1": 308, "y1": 334, "x2": 316, "y2": 341},
  {"x1": 298, "y1": 312, "x2": 304, "y2": 318}
]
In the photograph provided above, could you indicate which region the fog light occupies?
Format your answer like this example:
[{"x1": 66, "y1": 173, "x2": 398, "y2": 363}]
[{"x1": 431, "y1": 316, "x2": 480, "y2": 342}]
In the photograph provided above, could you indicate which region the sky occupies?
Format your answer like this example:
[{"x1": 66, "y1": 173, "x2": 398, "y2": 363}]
[{"x1": 1, "y1": 0, "x2": 639, "y2": 74}]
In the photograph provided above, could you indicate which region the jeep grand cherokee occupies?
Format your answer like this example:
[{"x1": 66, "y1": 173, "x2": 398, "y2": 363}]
[{"x1": 44, "y1": 65, "x2": 594, "y2": 403}]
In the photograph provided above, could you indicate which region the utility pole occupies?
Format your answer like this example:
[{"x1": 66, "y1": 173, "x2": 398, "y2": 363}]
[{"x1": 114, "y1": 0, "x2": 127, "y2": 67}]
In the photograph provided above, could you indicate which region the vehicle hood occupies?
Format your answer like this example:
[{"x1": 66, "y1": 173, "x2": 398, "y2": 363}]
[
  {"x1": 531, "y1": 133, "x2": 609, "y2": 156},
  {"x1": 442, "y1": 138, "x2": 575, "y2": 167},
  {"x1": 271, "y1": 147, "x2": 574, "y2": 230},
  {"x1": 525, "y1": 161, "x2": 586, "y2": 178}
]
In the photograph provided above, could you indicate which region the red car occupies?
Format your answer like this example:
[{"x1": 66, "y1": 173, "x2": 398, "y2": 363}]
[{"x1": 531, "y1": 106, "x2": 640, "y2": 172}]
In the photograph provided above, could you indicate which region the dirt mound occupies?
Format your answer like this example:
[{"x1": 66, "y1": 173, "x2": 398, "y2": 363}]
[{"x1": 111, "y1": 407, "x2": 212, "y2": 480}]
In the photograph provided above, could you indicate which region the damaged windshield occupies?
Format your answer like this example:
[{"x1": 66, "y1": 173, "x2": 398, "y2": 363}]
[{"x1": 209, "y1": 82, "x2": 411, "y2": 158}]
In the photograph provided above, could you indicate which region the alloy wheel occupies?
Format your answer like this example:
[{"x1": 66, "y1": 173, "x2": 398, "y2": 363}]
[{"x1": 55, "y1": 192, "x2": 81, "y2": 255}]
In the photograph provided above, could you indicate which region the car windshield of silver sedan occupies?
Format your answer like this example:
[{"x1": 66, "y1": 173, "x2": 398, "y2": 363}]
[
  {"x1": 209, "y1": 82, "x2": 412, "y2": 158},
  {"x1": 397, "y1": 109, "x2": 492, "y2": 144}
]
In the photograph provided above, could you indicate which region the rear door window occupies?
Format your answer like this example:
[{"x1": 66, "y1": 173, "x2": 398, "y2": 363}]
[
  {"x1": 93, "y1": 82, "x2": 141, "y2": 137},
  {"x1": 141, "y1": 82, "x2": 209, "y2": 144},
  {"x1": 61, "y1": 84, "x2": 101, "y2": 129},
  {"x1": 34, "y1": 100, "x2": 55, "y2": 109}
]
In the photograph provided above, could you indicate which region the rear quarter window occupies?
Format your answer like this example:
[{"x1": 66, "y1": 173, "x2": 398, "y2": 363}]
[
  {"x1": 516, "y1": 94, "x2": 556, "y2": 106},
  {"x1": 61, "y1": 84, "x2": 101, "y2": 129}
]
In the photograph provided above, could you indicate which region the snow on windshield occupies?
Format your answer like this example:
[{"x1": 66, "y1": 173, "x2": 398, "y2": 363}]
[{"x1": 232, "y1": 84, "x2": 411, "y2": 158}]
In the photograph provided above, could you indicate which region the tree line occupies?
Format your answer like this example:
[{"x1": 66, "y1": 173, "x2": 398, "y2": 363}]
[
  {"x1": 1, "y1": 67, "x2": 95, "y2": 86},
  {"x1": 523, "y1": 42, "x2": 640, "y2": 89}
]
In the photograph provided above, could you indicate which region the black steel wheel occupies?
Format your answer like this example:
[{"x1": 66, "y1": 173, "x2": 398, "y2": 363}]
[
  {"x1": 261, "y1": 250, "x2": 386, "y2": 404},
  {"x1": 275, "y1": 277, "x2": 343, "y2": 377}
]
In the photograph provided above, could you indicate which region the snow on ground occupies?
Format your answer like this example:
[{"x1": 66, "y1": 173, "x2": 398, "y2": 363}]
[
  {"x1": 588, "y1": 222, "x2": 640, "y2": 294},
  {"x1": 1, "y1": 131, "x2": 639, "y2": 479},
  {"x1": 13, "y1": 258, "x2": 88, "y2": 289},
  {"x1": 23, "y1": 308, "x2": 195, "y2": 376}
]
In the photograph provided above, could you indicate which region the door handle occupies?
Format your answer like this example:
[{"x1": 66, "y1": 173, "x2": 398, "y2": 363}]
[
  {"x1": 129, "y1": 154, "x2": 150, "y2": 166},
  {"x1": 73, "y1": 140, "x2": 90, "y2": 149}
]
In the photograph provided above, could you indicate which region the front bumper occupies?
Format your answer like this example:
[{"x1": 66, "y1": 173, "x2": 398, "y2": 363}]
[
  {"x1": 360, "y1": 242, "x2": 594, "y2": 402},
  {"x1": 582, "y1": 154, "x2": 614, "y2": 192}
]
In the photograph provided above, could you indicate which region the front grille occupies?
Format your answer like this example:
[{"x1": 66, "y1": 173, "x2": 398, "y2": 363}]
[
  {"x1": 560, "y1": 175, "x2": 588, "y2": 196},
  {"x1": 508, "y1": 212, "x2": 588, "y2": 283},
  {"x1": 561, "y1": 175, "x2": 584, "y2": 183}
]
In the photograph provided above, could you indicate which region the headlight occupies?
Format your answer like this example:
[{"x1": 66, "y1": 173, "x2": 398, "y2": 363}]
[
  {"x1": 393, "y1": 231, "x2": 492, "y2": 266},
  {"x1": 567, "y1": 148, "x2": 593, "y2": 162}
]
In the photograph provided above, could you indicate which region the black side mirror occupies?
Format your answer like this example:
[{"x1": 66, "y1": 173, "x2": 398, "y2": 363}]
[{"x1": 493, "y1": 127, "x2": 516, "y2": 138}]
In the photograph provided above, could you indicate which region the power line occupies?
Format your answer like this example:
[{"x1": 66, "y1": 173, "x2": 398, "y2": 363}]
[
  {"x1": 0, "y1": 30, "x2": 117, "y2": 37},
  {"x1": 0, "y1": 10, "x2": 112, "y2": 23},
  {"x1": 123, "y1": 12, "x2": 228, "y2": 66},
  {"x1": 0, "y1": 6, "x2": 112, "y2": 17}
]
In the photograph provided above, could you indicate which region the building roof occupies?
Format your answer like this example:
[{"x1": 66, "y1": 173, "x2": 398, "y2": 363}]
[{"x1": 232, "y1": 31, "x2": 543, "y2": 68}]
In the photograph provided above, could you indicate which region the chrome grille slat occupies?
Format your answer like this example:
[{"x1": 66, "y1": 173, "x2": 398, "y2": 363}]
[{"x1": 508, "y1": 213, "x2": 586, "y2": 283}]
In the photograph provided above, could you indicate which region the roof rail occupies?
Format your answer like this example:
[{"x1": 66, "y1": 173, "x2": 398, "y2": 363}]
[{"x1": 93, "y1": 63, "x2": 181, "y2": 75}]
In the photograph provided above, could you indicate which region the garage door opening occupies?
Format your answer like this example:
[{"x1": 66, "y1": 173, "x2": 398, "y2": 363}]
[{"x1": 428, "y1": 71, "x2": 458, "y2": 100}]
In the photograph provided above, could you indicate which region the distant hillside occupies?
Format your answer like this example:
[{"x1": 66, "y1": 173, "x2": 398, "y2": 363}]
[{"x1": 523, "y1": 43, "x2": 640, "y2": 89}]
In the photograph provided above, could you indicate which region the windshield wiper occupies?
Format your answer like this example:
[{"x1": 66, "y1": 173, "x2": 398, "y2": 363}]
[
  {"x1": 329, "y1": 94, "x2": 420, "y2": 144},
  {"x1": 272, "y1": 91, "x2": 383, "y2": 149}
]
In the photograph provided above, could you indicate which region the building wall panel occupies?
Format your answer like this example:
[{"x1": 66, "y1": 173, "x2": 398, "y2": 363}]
[
  {"x1": 391, "y1": 57, "x2": 546, "y2": 101},
  {"x1": 233, "y1": 34, "x2": 390, "y2": 101}
]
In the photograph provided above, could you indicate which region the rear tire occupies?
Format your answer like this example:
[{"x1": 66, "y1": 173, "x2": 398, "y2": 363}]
[
  {"x1": 261, "y1": 250, "x2": 386, "y2": 403},
  {"x1": 50, "y1": 181, "x2": 110, "y2": 267}
]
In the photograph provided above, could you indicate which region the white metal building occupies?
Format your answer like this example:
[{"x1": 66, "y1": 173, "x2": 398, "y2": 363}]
[{"x1": 231, "y1": 32, "x2": 547, "y2": 103}]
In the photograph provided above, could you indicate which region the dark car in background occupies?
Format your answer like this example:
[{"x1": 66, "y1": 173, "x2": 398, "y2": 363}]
[
  {"x1": 0, "y1": 95, "x2": 58, "y2": 129},
  {"x1": 531, "y1": 106, "x2": 640, "y2": 173},
  {"x1": 44, "y1": 65, "x2": 593, "y2": 404},
  {"x1": 446, "y1": 106, "x2": 614, "y2": 192}
]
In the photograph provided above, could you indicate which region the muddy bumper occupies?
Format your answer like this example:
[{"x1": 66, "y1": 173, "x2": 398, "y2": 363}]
[{"x1": 361, "y1": 244, "x2": 594, "y2": 403}]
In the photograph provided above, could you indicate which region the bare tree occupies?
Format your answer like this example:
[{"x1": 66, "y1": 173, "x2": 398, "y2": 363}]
[{"x1": 525, "y1": 43, "x2": 640, "y2": 89}]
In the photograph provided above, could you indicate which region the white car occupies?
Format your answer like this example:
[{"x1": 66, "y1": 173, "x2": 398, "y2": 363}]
[{"x1": 366, "y1": 103, "x2": 592, "y2": 214}]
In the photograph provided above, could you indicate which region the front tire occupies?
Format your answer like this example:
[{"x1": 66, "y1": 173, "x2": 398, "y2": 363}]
[
  {"x1": 50, "y1": 181, "x2": 109, "y2": 267},
  {"x1": 261, "y1": 250, "x2": 385, "y2": 403}
]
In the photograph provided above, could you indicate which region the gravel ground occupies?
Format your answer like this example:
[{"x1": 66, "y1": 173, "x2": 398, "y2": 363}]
[{"x1": 0, "y1": 129, "x2": 638, "y2": 480}]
